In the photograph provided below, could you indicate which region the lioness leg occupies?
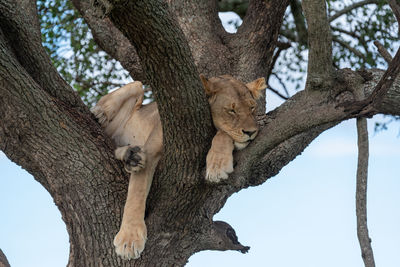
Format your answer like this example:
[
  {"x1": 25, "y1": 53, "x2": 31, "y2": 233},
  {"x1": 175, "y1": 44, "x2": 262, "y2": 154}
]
[
  {"x1": 91, "y1": 81, "x2": 144, "y2": 131},
  {"x1": 114, "y1": 124, "x2": 162, "y2": 260},
  {"x1": 113, "y1": 166, "x2": 154, "y2": 259},
  {"x1": 206, "y1": 130, "x2": 234, "y2": 183}
]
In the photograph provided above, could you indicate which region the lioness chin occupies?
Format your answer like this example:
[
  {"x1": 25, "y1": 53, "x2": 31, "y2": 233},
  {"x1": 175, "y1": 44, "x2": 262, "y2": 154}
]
[{"x1": 91, "y1": 74, "x2": 266, "y2": 259}]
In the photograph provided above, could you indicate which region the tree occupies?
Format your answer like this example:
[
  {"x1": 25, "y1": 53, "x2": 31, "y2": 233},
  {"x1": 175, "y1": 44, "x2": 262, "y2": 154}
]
[{"x1": 0, "y1": 0, "x2": 399, "y2": 266}]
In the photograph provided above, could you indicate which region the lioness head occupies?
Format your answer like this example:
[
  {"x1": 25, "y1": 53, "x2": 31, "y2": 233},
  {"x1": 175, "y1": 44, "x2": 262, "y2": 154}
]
[{"x1": 200, "y1": 74, "x2": 266, "y2": 150}]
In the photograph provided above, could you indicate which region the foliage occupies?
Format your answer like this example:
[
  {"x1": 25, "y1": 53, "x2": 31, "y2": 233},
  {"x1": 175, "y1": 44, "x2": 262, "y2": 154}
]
[
  {"x1": 37, "y1": 0, "x2": 130, "y2": 107},
  {"x1": 38, "y1": 0, "x2": 399, "y2": 104},
  {"x1": 374, "y1": 115, "x2": 400, "y2": 133}
]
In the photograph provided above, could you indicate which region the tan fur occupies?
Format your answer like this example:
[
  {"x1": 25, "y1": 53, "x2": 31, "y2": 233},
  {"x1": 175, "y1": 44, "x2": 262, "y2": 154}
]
[{"x1": 91, "y1": 75, "x2": 265, "y2": 260}]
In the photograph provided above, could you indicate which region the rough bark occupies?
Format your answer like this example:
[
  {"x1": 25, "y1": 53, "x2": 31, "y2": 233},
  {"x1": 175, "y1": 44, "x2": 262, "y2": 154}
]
[
  {"x1": 1, "y1": 1, "x2": 400, "y2": 267},
  {"x1": 168, "y1": 0, "x2": 233, "y2": 78},
  {"x1": 0, "y1": 0, "x2": 85, "y2": 110},
  {"x1": 302, "y1": 0, "x2": 333, "y2": 90},
  {"x1": 0, "y1": 249, "x2": 10, "y2": 267}
]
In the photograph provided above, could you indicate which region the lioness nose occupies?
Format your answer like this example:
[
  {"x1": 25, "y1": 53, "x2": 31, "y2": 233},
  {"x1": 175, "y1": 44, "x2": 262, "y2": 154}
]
[{"x1": 242, "y1": 130, "x2": 257, "y2": 137}]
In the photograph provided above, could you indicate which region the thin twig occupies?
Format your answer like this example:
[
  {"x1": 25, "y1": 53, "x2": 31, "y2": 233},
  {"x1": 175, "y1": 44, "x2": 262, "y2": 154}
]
[
  {"x1": 373, "y1": 40, "x2": 393, "y2": 64},
  {"x1": 265, "y1": 43, "x2": 291, "y2": 99},
  {"x1": 331, "y1": 26, "x2": 361, "y2": 39},
  {"x1": 329, "y1": 0, "x2": 381, "y2": 22},
  {"x1": 356, "y1": 115, "x2": 375, "y2": 267},
  {"x1": 279, "y1": 29, "x2": 297, "y2": 42},
  {"x1": 271, "y1": 73, "x2": 290, "y2": 98},
  {"x1": 270, "y1": 45, "x2": 289, "y2": 74},
  {"x1": 267, "y1": 84, "x2": 289, "y2": 100},
  {"x1": 276, "y1": 41, "x2": 291, "y2": 50},
  {"x1": 332, "y1": 36, "x2": 368, "y2": 61}
]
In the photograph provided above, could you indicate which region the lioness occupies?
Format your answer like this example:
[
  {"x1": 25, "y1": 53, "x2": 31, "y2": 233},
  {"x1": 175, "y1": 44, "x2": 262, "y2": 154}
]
[{"x1": 91, "y1": 74, "x2": 266, "y2": 259}]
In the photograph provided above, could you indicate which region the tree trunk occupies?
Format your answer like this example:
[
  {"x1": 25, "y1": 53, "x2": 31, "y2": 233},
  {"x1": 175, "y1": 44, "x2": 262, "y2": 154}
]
[{"x1": 1, "y1": 1, "x2": 400, "y2": 266}]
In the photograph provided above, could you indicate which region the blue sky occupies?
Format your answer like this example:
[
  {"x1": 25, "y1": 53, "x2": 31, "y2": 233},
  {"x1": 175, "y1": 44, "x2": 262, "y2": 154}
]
[
  {"x1": 1, "y1": 9, "x2": 400, "y2": 267},
  {"x1": 1, "y1": 92, "x2": 399, "y2": 266}
]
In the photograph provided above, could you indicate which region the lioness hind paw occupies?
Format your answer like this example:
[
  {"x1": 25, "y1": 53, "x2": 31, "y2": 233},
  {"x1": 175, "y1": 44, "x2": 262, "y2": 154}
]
[
  {"x1": 114, "y1": 223, "x2": 147, "y2": 260},
  {"x1": 91, "y1": 105, "x2": 109, "y2": 126},
  {"x1": 123, "y1": 146, "x2": 146, "y2": 173}
]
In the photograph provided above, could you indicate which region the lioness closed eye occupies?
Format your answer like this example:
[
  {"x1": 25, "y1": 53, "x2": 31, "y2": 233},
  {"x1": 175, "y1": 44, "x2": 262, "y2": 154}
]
[{"x1": 91, "y1": 74, "x2": 266, "y2": 260}]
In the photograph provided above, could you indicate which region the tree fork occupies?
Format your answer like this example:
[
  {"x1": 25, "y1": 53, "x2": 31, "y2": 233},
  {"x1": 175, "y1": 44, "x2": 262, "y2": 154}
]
[{"x1": 2, "y1": 1, "x2": 400, "y2": 266}]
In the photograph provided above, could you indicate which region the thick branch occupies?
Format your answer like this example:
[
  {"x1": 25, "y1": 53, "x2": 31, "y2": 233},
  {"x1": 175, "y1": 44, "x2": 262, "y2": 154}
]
[
  {"x1": 222, "y1": 67, "x2": 400, "y2": 195},
  {"x1": 0, "y1": 0, "x2": 85, "y2": 110},
  {"x1": 356, "y1": 117, "x2": 375, "y2": 267},
  {"x1": 93, "y1": 0, "x2": 214, "y2": 185},
  {"x1": 168, "y1": 0, "x2": 232, "y2": 77},
  {"x1": 329, "y1": 0, "x2": 381, "y2": 22},
  {"x1": 196, "y1": 221, "x2": 250, "y2": 253},
  {"x1": 0, "y1": 249, "x2": 10, "y2": 267},
  {"x1": 302, "y1": 0, "x2": 333, "y2": 90},
  {"x1": 236, "y1": 0, "x2": 290, "y2": 80},
  {"x1": 71, "y1": 0, "x2": 145, "y2": 82},
  {"x1": 343, "y1": 48, "x2": 400, "y2": 116},
  {"x1": 3, "y1": 1, "x2": 400, "y2": 265},
  {"x1": 369, "y1": 49, "x2": 400, "y2": 107},
  {"x1": 75, "y1": 0, "x2": 232, "y2": 80},
  {"x1": 0, "y1": 26, "x2": 128, "y2": 266}
]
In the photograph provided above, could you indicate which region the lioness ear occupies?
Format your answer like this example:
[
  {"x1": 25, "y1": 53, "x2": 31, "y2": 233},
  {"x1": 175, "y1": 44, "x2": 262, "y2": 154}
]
[
  {"x1": 246, "y1": 77, "x2": 267, "y2": 99},
  {"x1": 200, "y1": 74, "x2": 214, "y2": 97}
]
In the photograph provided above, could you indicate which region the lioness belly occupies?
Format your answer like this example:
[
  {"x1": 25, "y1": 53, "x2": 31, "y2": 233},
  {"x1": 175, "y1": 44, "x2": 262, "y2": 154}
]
[{"x1": 118, "y1": 102, "x2": 161, "y2": 147}]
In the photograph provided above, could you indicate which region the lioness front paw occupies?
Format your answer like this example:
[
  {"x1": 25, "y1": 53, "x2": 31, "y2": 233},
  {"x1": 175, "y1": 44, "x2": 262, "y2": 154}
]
[
  {"x1": 123, "y1": 146, "x2": 146, "y2": 173},
  {"x1": 206, "y1": 151, "x2": 233, "y2": 183},
  {"x1": 114, "y1": 221, "x2": 147, "y2": 260}
]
